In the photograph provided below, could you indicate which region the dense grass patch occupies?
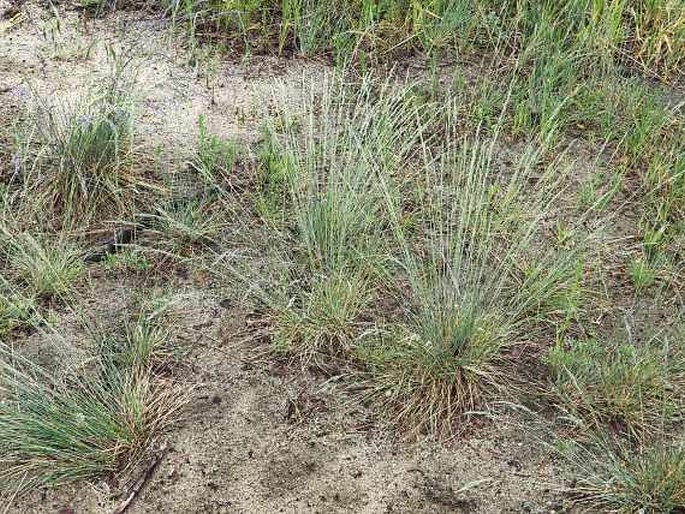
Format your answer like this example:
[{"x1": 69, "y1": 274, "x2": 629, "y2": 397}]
[{"x1": 168, "y1": 0, "x2": 684, "y2": 77}]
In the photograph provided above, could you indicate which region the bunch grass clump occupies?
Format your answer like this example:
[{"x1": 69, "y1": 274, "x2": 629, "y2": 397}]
[
  {"x1": 565, "y1": 436, "x2": 685, "y2": 513},
  {"x1": 270, "y1": 272, "x2": 373, "y2": 362},
  {"x1": 43, "y1": 86, "x2": 132, "y2": 219},
  {"x1": 0, "y1": 308, "x2": 185, "y2": 488},
  {"x1": 225, "y1": 74, "x2": 428, "y2": 364},
  {"x1": 2, "y1": 231, "x2": 84, "y2": 298},
  {"x1": 14, "y1": 68, "x2": 150, "y2": 228},
  {"x1": 357, "y1": 127, "x2": 593, "y2": 436},
  {"x1": 145, "y1": 196, "x2": 223, "y2": 257}
]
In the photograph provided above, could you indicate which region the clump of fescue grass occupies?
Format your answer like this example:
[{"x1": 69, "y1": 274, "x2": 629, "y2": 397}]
[
  {"x1": 270, "y1": 272, "x2": 372, "y2": 363},
  {"x1": 356, "y1": 127, "x2": 595, "y2": 437},
  {"x1": 1, "y1": 231, "x2": 84, "y2": 299},
  {"x1": 546, "y1": 335, "x2": 685, "y2": 436},
  {"x1": 564, "y1": 436, "x2": 685, "y2": 513},
  {"x1": 223, "y1": 74, "x2": 429, "y2": 364},
  {"x1": 14, "y1": 67, "x2": 152, "y2": 228},
  {"x1": 144, "y1": 196, "x2": 223, "y2": 257},
  {"x1": 0, "y1": 307, "x2": 185, "y2": 489},
  {"x1": 41, "y1": 85, "x2": 131, "y2": 219}
]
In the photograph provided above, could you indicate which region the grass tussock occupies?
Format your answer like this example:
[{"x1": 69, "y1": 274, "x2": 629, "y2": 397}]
[
  {"x1": 145, "y1": 196, "x2": 223, "y2": 257},
  {"x1": 224, "y1": 75, "x2": 428, "y2": 365},
  {"x1": 10, "y1": 67, "x2": 153, "y2": 229},
  {"x1": 40, "y1": 85, "x2": 132, "y2": 219},
  {"x1": 1, "y1": 231, "x2": 85, "y2": 298},
  {"x1": 271, "y1": 272, "x2": 373, "y2": 360},
  {"x1": 356, "y1": 131, "x2": 592, "y2": 436},
  {"x1": 0, "y1": 307, "x2": 185, "y2": 488}
]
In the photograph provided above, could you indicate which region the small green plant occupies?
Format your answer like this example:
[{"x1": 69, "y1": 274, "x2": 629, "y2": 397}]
[
  {"x1": 547, "y1": 337, "x2": 685, "y2": 434},
  {"x1": 254, "y1": 125, "x2": 297, "y2": 228},
  {"x1": 190, "y1": 115, "x2": 237, "y2": 194},
  {"x1": 146, "y1": 196, "x2": 223, "y2": 256},
  {"x1": 103, "y1": 248, "x2": 150, "y2": 272},
  {"x1": 469, "y1": 77, "x2": 505, "y2": 129},
  {"x1": 642, "y1": 222, "x2": 669, "y2": 262},
  {"x1": 628, "y1": 256, "x2": 658, "y2": 292},
  {"x1": 0, "y1": 291, "x2": 36, "y2": 336},
  {"x1": 577, "y1": 169, "x2": 623, "y2": 212}
]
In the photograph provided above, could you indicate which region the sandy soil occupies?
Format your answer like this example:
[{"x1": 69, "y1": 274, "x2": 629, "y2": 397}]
[
  {"x1": 8, "y1": 280, "x2": 570, "y2": 514},
  {"x1": 1, "y1": 3, "x2": 574, "y2": 512}
]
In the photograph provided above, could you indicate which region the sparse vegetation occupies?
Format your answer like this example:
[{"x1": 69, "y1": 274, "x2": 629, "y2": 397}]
[{"x1": 1, "y1": 0, "x2": 684, "y2": 511}]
